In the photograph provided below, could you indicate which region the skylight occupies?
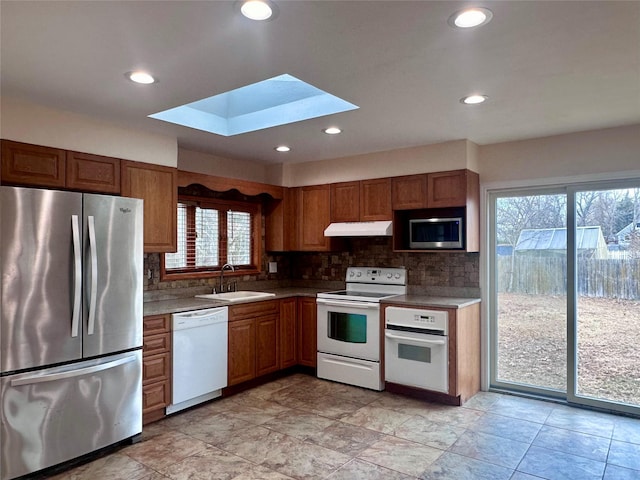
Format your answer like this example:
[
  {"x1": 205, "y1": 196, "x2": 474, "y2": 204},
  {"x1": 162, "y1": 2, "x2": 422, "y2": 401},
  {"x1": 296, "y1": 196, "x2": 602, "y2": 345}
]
[{"x1": 149, "y1": 74, "x2": 359, "y2": 136}]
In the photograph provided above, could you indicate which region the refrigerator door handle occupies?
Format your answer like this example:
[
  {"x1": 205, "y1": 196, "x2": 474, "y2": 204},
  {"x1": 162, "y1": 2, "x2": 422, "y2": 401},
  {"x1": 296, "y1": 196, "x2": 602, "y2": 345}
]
[
  {"x1": 71, "y1": 215, "x2": 82, "y2": 338},
  {"x1": 10, "y1": 354, "x2": 138, "y2": 387},
  {"x1": 87, "y1": 215, "x2": 98, "y2": 335}
]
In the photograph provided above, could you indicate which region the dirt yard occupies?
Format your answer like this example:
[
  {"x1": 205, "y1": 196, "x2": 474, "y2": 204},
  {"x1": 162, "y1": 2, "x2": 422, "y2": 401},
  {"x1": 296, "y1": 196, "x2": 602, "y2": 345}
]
[{"x1": 497, "y1": 293, "x2": 640, "y2": 406}]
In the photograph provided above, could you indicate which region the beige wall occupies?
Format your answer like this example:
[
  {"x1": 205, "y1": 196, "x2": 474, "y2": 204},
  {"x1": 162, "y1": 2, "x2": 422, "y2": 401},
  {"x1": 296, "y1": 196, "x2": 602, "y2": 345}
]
[
  {"x1": 0, "y1": 96, "x2": 177, "y2": 167},
  {"x1": 3, "y1": 96, "x2": 638, "y2": 186},
  {"x1": 479, "y1": 124, "x2": 640, "y2": 185},
  {"x1": 178, "y1": 148, "x2": 270, "y2": 183},
  {"x1": 280, "y1": 139, "x2": 473, "y2": 187}
]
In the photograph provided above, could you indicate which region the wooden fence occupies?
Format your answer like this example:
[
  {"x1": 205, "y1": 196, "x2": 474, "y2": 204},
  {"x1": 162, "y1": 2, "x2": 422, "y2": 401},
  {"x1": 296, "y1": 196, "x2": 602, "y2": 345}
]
[{"x1": 497, "y1": 256, "x2": 640, "y2": 299}]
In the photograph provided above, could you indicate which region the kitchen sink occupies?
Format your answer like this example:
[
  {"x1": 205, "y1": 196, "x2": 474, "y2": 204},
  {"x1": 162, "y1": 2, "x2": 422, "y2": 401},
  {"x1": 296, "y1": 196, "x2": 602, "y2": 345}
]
[{"x1": 195, "y1": 291, "x2": 276, "y2": 302}]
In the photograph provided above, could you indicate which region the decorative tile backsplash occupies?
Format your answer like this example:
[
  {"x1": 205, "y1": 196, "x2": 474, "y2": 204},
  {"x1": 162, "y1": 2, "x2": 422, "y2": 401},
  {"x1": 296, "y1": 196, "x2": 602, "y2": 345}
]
[{"x1": 145, "y1": 236, "x2": 479, "y2": 297}]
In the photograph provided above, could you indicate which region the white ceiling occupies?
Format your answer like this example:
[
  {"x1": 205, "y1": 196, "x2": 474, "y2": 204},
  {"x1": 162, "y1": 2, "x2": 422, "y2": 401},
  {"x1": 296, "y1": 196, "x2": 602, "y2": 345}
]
[{"x1": 2, "y1": 1, "x2": 639, "y2": 165}]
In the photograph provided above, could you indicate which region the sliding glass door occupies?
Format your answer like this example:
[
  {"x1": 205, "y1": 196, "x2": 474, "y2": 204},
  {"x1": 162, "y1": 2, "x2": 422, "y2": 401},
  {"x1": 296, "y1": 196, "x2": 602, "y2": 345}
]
[
  {"x1": 491, "y1": 191, "x2": 568, "y2": 397},
  {"x1": 570, "y1": 186, "x2": 640, "y2": 411},
  {"x1": 490, "y1": 181, "x2": 640, "y2": 414}
]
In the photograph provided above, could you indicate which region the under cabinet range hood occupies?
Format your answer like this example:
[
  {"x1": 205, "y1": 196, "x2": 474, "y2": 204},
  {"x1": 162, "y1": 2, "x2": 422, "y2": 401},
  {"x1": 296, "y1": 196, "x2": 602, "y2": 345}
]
[{"x1": 324, "y1": 221, "x2": 393, "y2": 237}]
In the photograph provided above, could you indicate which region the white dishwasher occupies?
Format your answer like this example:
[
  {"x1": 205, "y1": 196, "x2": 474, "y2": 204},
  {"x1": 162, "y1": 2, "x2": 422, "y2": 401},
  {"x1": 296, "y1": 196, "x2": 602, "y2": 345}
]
[{"x1": 166, "y1": 306, "x2": 228, "y2": 414}]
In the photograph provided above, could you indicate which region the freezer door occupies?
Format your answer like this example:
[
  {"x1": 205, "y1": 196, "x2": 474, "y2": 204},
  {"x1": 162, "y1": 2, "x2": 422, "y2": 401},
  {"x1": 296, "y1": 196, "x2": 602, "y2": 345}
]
[
  {"x1": 0, "y1": 351, "x2": 142, "y2": 480},
  {"x1": 82, "y1": 194, "x2": 143, "y2": 357},
  {"x1": 1, "y1": 187, "x2": 83, "y2": 373}
]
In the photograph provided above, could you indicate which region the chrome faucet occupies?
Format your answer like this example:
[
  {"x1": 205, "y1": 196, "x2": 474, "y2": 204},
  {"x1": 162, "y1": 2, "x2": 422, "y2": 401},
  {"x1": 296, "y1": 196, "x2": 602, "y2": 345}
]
[{"x1": 220, "y1": 263, "x2": 235, "y2": 292}]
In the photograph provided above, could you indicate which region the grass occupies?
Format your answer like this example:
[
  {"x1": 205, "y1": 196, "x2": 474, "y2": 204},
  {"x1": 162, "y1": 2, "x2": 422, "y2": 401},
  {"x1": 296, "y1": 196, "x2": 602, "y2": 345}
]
[{"x1": 496, "y1": 293, "x2": 640, "y2": 406}]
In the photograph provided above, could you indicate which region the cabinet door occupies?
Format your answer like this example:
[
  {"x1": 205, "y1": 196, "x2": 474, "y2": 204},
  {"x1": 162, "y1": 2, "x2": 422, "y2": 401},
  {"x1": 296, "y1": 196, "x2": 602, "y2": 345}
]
[
  {"x1": 1, "y1": 140, "x2": 66, "y2": 188},
  {"x1": 256, "y1": 314, "x2": 279, "y2": 377},
  {"x1": 331, "y1": 181, "x2": 360, "y2": 222},
  {"x1": 298, "y1": 185, "x2": 331, "y2": 251},
  {"x1": 66, "y1": 151, "x2": 120, "y2": 194},
  {"x1": 392, "y1": 174, "x2": 427, "y2": 210},
  {"x1": 360, "y1": 178, "x2": 392, "y2": 221},
  {"x1": 280, "y1": 298, "x2": 297, "y2": 369},
  {"x1": 228, "y1": 318, "x2": 256, "y2": 386},
  {"x1": 297, "y1": 297, "x2": 317, "y2": 367},
  {"x1": 426, "y1": 170, "x2": 468, "y2": 208},
  {"x1": 121, "y1": 161, "x2": 177, "y2": 253}
]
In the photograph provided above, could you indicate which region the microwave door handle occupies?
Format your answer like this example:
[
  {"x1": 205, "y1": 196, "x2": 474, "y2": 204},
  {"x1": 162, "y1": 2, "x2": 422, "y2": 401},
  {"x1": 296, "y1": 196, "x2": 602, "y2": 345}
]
[
  {"x1": 316, "y1": 299, "x2": 378, "y2": 309},
  {"x1": 384, "y1": 331, "x2": 446, "y2": 345},
  {"x1": 71, "y1": 215, "x2": 81, "y2": 338}
]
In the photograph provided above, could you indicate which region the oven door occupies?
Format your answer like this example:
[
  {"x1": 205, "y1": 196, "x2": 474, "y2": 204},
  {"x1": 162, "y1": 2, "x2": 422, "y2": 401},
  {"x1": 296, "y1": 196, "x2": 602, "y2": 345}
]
[
  {"x1": 384, "y1": 328, "x2": 449, "y2": 393},
  {"x1": 317, "y1": 298, "x2": 380, "y2": 362}
]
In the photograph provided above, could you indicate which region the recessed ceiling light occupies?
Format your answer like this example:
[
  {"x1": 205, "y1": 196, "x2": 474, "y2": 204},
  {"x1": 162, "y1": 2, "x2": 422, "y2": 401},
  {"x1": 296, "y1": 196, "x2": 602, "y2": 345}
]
[
  {"x1": 461, "y1": 94, "x2": 488, "y2": 105},
  {"x1": 275, "y1": 145, "x2": 290, "y2": 152},
  {"x1": 448, "y1": 7, "x2": 493, "y2": 29},
  {"x1": 126, "y1": 71, "x2": 156, "y2": 84},
  {"x1": 323, "y1": 127, "x2": 342, "y2": 135},
  {"x1": 240, "y1": 0, "x2": 274, "y2": 20}
]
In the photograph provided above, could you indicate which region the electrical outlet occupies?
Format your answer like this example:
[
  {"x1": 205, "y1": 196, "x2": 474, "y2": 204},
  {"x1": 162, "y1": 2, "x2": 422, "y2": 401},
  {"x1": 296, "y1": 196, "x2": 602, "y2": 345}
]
[{"x1": 268, "y1": 262, "x2": 277, "y2": 273}]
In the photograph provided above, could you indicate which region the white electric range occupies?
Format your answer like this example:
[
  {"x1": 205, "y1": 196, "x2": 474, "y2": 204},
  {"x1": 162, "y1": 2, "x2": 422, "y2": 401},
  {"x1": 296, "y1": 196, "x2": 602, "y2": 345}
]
[{"x1": 316, "y1": 267, "x2": 407, "y2": 391}]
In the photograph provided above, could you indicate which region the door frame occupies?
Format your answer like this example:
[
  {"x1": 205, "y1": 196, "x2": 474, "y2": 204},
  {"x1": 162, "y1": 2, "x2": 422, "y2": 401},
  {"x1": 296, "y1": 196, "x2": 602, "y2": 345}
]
[{"x1": 487, "y1": 179, "x2": 640, "y2": 416}]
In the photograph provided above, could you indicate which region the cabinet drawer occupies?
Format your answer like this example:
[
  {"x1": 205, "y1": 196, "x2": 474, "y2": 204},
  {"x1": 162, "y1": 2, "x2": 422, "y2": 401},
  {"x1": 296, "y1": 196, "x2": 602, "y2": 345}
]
[
  {"x1": 230, "y1": 300, "x2": 278, "y2": 320},
  {"x1": 143, "y1": 352, "x2": 170, "y2": 384},
  {"x1": 143, "y1": 314, "x2": 170, "y2": 335},
  {"x1": 142, "y1": 381, "x2": 170, "y2": 413},
  {"x1": 143, "y1": 332, "x2": 170, "y2": 357}
]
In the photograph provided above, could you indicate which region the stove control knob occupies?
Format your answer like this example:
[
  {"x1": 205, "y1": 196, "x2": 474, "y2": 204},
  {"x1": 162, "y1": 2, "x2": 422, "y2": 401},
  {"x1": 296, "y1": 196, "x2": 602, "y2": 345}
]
[
  {"x1": 386, "y1": 273, "x2": 392, "y2": 279},
  {"x1": 349, "y1": 271, "x2": 355, "y2": 277},
  {"x1": 356, "y1": 272, "x2": 362, "y2": 277},
  {"x1": 394, "y1": 273, "x2": 401, "y2": 279}
]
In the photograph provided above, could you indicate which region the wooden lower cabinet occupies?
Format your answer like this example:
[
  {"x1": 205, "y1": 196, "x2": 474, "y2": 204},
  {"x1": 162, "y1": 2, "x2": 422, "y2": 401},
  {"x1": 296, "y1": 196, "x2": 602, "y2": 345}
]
[
  {"x1": 297, "y1": 297, "x2": 317, "y2": 368},
  {"x1": 228, "y1": 318, "x2": 256, "y2": 386},
  {"x1": 279, "y1": 297, "x2": 297, "y2": 369},
  {"x1": 142, "y1": 314, "x2": 172, "y2": 425},
  {"x1": 227, "y1": 300, "x2": 279, "y2": 386},
  {"x1": 256, "y1": 314, "x2": 279, "y2": 377}
]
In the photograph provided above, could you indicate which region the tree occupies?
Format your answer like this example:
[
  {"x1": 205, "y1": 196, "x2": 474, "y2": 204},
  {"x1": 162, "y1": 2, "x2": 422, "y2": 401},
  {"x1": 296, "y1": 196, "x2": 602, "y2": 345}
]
[{"x1": 496, "y1": 194, "x2": 566, "y2": 291}]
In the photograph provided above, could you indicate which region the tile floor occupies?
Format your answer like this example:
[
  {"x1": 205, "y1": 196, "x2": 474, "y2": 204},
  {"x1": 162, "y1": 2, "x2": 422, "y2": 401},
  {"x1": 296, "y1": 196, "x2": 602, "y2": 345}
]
[{"x1": 51, "y1": 374, "x2": 640, "y2": 480}]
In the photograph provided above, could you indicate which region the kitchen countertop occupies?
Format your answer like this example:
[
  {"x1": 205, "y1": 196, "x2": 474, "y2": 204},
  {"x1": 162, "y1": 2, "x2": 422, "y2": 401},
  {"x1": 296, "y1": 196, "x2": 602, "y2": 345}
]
[
  {"x1": 143, "y1": 287, "x2": 325, "y2": 316},
  {"x1": 144, "y1": 287, "x2": 480, "y2": 316},
  {"x1": 381, "y1": 295, "x2": 481, "y2": 309}
]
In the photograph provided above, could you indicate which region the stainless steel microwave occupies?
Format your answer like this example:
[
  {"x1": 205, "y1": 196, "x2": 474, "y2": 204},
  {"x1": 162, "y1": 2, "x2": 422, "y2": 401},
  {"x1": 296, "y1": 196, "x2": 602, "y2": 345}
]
[{"x1": 409, "y1": 217, "x2": 463, "y2": 249}]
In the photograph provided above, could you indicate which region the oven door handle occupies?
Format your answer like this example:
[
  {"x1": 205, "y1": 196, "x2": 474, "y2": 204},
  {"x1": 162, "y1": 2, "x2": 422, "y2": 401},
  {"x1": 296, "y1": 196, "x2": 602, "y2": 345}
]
[
  {"x1": 316, "y1": 299, "x2": 379, "y2": 309},
  {"x1": 384, "y1": 331, "x2": 446, "y2": 345}
]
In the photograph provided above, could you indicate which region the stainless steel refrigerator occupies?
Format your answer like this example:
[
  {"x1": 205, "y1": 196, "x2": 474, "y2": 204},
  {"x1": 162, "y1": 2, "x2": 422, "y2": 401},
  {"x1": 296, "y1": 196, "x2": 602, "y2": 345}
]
[{"x1": 0, "y1": 186, "x2": 143, "y2": 480}]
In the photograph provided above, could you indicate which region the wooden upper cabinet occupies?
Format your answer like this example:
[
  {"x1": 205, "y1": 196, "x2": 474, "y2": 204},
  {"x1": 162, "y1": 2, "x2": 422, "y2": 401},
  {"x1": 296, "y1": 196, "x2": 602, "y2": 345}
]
[
  {"x1": 331, "y1": 181, "x2": 360, "y2": 222},
  {"x1": 1, "y1": 140, "x2": 66, "y2": 188},
  {"x1": 360, "y1": 178, "x2": 392, "y2": 221},
  {"x1": 392, "y1": 174, "x2": 428, "y2": 210},
  {"x1": 265, "y1": 187, "x2": 298, "y2": 252},
  {"x1": 298, "y1": 185, "x2": 332, "y2": 251},
  {"x1": 66, "y1": 151, "x2": 120, "y2": 194},
  {"x1": 427, "y1": 170, "x2": 471, "y2": 208},
  {"x1": 121, "y1": 161, "x2": 177, "y2": 253}
]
